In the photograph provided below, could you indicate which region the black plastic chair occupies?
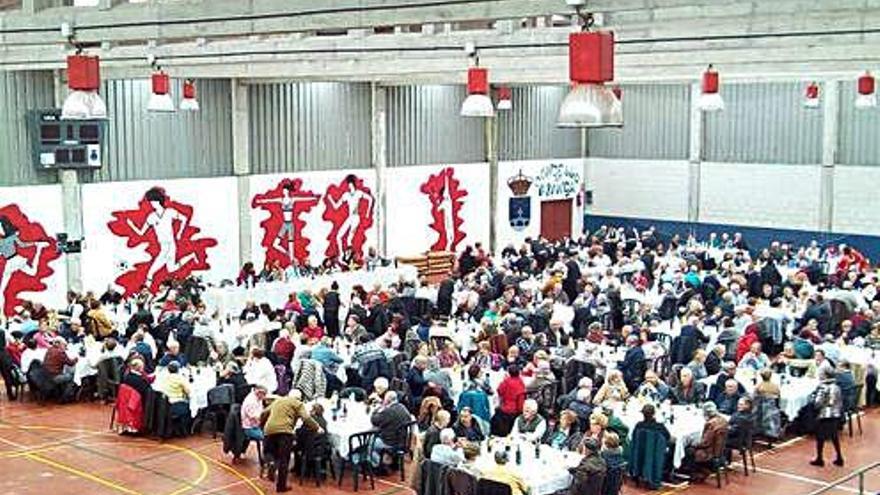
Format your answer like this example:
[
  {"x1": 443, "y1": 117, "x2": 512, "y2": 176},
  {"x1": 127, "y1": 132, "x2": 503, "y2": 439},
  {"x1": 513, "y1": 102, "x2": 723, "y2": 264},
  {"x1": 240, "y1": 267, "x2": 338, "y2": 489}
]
[
  {"x1": 296, "y1": 432, "x2": 335, "y2": 487},
  {"x1": 336, "y1": 430, "x2": 377, "y2": 491},
  {"x1": 602, "y1": 461, "x2": 627, "y2": 495},
  {"x1": 447, "y1": 467, "x2": 478, "y2": 495},
  {"x1": 710, "y1": 455, "x2": 730, "y2": 488},
  {"x1": 387, "y1": 420, "x2": 418, "y2": 481},
  {"x1": 199, "y1": 383, "x2": 235, "y2": 438},
  {"x1": 727, "y1": 423, "x2": 757, "y2": 476},
  {"x1": 339, "y1": 386, "x2": 368, "y2": 402},
  {"x1": 846, "y1": 384, "x2": 864, "y2": 437},
  {"x1": 476, "y1": 478, "x2": 512, "y2": 495}
]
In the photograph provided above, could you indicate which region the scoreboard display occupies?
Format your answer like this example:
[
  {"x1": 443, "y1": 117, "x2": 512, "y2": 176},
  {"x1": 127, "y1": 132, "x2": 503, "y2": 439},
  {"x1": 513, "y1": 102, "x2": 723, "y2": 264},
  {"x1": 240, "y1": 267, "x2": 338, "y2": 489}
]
[{"x1": 30, "y1": 109, "x2": 106, "y2": 169}]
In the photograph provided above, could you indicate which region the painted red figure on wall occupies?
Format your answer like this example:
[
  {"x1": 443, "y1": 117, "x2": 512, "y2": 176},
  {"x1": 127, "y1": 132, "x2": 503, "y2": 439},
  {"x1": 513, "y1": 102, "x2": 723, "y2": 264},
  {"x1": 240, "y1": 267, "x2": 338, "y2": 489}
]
[
  {"x1": 108, "y1": 187, "x2": 216, "y2": 295},
  {"x1": 322, "y1": 174, "x2": 374, "y2": 261},
  {"x1": 252, "y1": 178, "x2": 321, "y2": 267},
  {"x1": 0, "y1": 205, "x2": 59, "y2": 316},
  {"x1": 420, "y1": 167, "x2": 467, "y2": 252}
]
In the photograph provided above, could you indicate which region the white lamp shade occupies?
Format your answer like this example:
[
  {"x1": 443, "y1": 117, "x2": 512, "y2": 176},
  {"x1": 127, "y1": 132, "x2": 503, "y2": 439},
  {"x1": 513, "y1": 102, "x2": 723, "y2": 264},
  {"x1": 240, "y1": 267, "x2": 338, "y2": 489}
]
[
  {"x1": 460, "y1": 93, "x2": 495, "y2": 117},
  {"x1": 496, "y1": 98, "x2": 512, "y2": 111},
  {"x1": 61, "y1": 90, "x2": 108, "y2": 120},
  {"x1": 557, "y1": 84, "x2": 622, "y2": 128},
  {"x1": 803, "y1": 97, "x2": 820, "y2": 109},
  {"x1": 179, "y1": 97, "x2": 200, "y2": 111},
  {"x1": 148, "y1": 92, "x2": 175, "y2": 112},
  {"x1": 856, "y1": 93, "x2": 877, "y2": 109},
  {"x1": 697, "y1": 92, "x2": 725, "y2": 112}
]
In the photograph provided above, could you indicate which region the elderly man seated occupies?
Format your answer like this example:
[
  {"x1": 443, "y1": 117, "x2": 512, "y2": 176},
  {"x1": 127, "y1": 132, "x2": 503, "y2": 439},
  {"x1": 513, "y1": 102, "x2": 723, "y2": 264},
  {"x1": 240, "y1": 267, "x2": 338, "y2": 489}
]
[
  {"x1": 369, "y1": 391, "x2": 413, "y2": 468},
  {"x1": 683, "y1": 402, "x2": 729, "y2": 476},
  {"x1": 158, "y1": 340, "x2": 188, "y2": 368},
  {"x1": 481, "y1": 451, "x2": 529, "y2": 495},
  {"x1": 510, "y1": 398, "x2": 547, "y2": 442},
  {"x1": 713, "y1": 379, "x2": 743, "y2": 415},
  {"x1": 43, "y1": 336, "x2": 77, "y2": 387},
  {"x1": 738, "y1": 342, "x2": 770, "y2": 372},
  {"x1": 635, "y1": 370, "x2": 671, "y2": 404},
  {"x1": 430, "y1": 428, "x2": 465, "y2": 465},
  {"x1": 558, "y1": 376, "x2": 593, "y2": 410}
]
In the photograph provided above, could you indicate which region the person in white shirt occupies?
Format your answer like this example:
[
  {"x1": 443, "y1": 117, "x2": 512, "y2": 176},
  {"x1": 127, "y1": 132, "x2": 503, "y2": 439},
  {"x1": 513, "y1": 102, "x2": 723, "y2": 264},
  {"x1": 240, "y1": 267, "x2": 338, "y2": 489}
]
[
  {"x1": 20, "y1": 339, "x2": 45, "y2": 373},
  {"x1": 243, "y1": 347, "x2": 277, "y2": 393},
  {"x1": 430, "y1": 428, "x2": 465, "y2": 465},
  {"x1": 510, "y1": 399, "x2": 547, "y2": 442}
]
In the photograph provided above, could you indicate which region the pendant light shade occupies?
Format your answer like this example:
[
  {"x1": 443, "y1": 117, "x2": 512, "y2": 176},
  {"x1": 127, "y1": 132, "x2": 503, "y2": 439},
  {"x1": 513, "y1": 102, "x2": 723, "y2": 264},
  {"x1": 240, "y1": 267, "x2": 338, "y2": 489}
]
[
  {"x1": 558, "y1": 31, "x2": 622, "y2": 128},
  {"x1": 697, "y1": 65, "x2": 724, "y2": 112},
  {"x1": 856, "y1": 72, "x2": 876, "y2": 109},
  {"x1": 147, "y1": 71, "x2": 175, "y2": 112},
  {"x1": 61, "y1": 55, "x2": 108, "y2": 120},
  {"x1": 461, "y1": 67, "x2": 494, "y2": 117},
  {"x1": 803, "y1": 82, "x2": 820, "y2": 109},
  {"x1": 496, "y1": 86, "x2": 512, "y2": 111},
  {"x1": 179, "y1": 79, "x2": 200, "y2": 111}
]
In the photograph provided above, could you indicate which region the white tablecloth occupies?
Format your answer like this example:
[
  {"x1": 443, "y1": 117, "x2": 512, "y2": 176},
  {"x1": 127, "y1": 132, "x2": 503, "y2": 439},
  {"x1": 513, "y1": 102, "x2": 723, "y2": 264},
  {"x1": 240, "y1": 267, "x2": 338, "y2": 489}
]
[
  {"x1": 615, "y1": 403, "x2": 705, "y2": 468},
  {"x1": 315, "y1": 398, "x2": 379, "y2": 458},
  {"x1": 153, "y1": 366, "x2": 217, "y2": 418},
  {"x1": 700, "y1": 371, "x2": 818, "y2": 420},
  {"x1": 473, "y1": 440, "x2": 582, "y2": 495},
  {"x1": 67, "y1": 341, "x2": 127, "y2": 386},
  {"x1": 203, "y1": 266, "x2": 418, "y2": 316}
]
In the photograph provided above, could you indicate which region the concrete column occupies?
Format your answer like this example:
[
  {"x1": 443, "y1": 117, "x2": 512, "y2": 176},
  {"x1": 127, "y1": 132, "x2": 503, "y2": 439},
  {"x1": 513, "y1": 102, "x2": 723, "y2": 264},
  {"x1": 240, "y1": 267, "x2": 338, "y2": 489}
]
[
  {"x1": 819, "y1": 80, "x2": 839, "y2": 234},
  {"x1": 53, "y1": 71, "x2": 84, "y2": 293},
  {"x1": 371, "y1": 83, "x2": 389, "y2": 257},
  {"x1": 486, "y1": 116, "x2": 499, "y2": 254},
  {"x1": 687, "y1": 82, "x2": 704, "y2": 224},
  {"x1": 231, "y1": 78, "x2": 252, "y2": 266}
]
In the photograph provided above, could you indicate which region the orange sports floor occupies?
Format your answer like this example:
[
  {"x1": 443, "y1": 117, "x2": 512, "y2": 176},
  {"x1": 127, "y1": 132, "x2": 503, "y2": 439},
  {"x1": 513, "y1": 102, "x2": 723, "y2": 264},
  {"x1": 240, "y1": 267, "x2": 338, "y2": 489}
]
[{"x1": 0, "y1": 400, "x2": 878, "y2": 495}]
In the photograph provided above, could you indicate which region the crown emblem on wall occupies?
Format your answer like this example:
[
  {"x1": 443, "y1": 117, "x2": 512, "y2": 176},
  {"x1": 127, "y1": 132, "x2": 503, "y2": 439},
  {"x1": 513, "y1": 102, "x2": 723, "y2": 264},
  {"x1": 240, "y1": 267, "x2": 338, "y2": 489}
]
[{"x1": 507, "y1": 169, "x2": 532, "y2": 196}]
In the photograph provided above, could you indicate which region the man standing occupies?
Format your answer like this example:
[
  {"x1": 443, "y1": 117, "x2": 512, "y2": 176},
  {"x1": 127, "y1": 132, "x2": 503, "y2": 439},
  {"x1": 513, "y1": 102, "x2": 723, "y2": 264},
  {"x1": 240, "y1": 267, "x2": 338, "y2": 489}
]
[{"x1": 260, "y1": 391, "x2": 323, "y2": 492}]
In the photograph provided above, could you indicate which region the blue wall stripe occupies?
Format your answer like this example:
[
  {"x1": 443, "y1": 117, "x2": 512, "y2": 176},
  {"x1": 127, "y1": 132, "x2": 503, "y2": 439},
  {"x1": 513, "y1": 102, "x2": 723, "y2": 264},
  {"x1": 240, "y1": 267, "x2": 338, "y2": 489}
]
[{"x1": 583, "y1": 214, "x2": 880, "y2": 261}]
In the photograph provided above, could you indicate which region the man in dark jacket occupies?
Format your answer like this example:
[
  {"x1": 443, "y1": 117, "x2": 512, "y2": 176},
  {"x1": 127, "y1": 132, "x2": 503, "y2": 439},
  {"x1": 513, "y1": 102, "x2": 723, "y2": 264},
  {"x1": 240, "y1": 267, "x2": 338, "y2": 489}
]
[
  {"x1": 370, "y1": 391, "x2": 412, "y2": 465},
  {"x1": 620, "y1": 335, "x2": 646, "y2": 392},
  {"x1": 323, "y1": 283, "x2": 341, "y2": 339}
]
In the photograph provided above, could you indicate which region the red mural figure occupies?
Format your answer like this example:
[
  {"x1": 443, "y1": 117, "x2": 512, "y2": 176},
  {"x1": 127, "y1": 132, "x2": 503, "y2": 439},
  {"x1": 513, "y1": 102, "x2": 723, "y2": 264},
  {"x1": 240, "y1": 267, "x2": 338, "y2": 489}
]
[
  {"x1": 108, "y1": 187, "x2": 217, "y2": 295},
  {"x1": 252, "y1": 178, "x2": 321, "y2": 267},
  {"x1": 322, "y1": 174, "x2": 374, "y2": 261},
  {"x1": 0, "y1": 205, "x2": 59, "y2": 316},
  {"x1": 420, "y1": 167, "x2": 467, "y2": 252}
]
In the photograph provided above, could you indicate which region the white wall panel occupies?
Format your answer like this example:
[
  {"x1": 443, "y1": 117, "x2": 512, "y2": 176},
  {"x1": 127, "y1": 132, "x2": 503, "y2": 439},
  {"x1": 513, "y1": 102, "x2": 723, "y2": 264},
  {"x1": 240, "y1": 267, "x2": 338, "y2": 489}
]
[
  {"x1": 586, "y1": 159, "x2": 690, "y2": 221},
  {"x1": 832, "y1": 166, "x2": 880, "y2": 235},
  {"x1": 80, "y1": 177, "x2": 240, "y2": 293},
  {"x1": 496, "y1": 159, "x2": 585, "y2": 249},
  {"x1": 0, "y1": 184, "x2": 66, "y2": 310},
  {"x1": 385, "y1": 163, "x2": 490, "y2": 257},
  {"x1": 248, "y1": 170, "x2": 379, "y2": 268},
  {"x1": 699, "y1": 162, "x2": 821, "y2": 230}
]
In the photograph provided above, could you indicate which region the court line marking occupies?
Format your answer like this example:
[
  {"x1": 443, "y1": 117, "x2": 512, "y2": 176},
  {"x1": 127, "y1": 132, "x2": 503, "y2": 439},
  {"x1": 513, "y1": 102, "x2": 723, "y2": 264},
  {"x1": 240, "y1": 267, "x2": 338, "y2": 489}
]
[
  {"x1": 378, "y1": 478, "x2": 417, "y2": 494},
  {"x1": 0, "y1": 423, "x2": 212, "y2": 495},
  {"x1": 24, "y1": 452, "x2": 144, "y2": 495},
  {"x1": 749, "y1": 466, "x2": 862, "y2": 494}
]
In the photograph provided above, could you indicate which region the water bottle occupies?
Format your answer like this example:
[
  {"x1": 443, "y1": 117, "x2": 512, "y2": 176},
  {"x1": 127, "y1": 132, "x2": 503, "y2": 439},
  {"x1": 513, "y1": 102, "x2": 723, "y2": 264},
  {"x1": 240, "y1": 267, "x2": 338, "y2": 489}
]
[
  {"x1": 534, "y1": 441, "x2": 541, "y2": 459},
  {"x1": 515, "y1": 444, "x2": 522, "y2": 465}
]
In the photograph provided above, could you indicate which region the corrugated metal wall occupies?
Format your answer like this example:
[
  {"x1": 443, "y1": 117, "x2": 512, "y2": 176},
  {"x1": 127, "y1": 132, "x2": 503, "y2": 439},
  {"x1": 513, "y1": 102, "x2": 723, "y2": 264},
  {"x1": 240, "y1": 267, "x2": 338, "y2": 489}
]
[
  {"x1": 88, "y1": 78, "x2": 233, "y2": 182},
  {"x1": 0, "y1": 71, "x2": 58, "y2": 186},
  {"x1": 588, "y1": 84, "x2": 690, "y2": 160},
  {"x1": 249, "y1": 82, "x2": 372, "y2": 174},
  {"x1": 838, "y1": 82, "x2": 880, "y2": 166},
  {"x1": 497, "y1": 85, "x2": 580, "y2": 161},
  {"x1": 387, "y1": 85, "x2": 485, "y2": 167},
  {"x1": 705, "y1": 82, "x2": 823, "y2": 164}
]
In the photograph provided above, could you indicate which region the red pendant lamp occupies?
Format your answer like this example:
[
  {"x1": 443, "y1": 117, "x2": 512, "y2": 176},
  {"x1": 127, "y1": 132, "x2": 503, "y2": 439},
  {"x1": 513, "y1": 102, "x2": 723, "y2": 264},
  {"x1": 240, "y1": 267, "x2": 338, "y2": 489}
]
[
  {"x1": 148, "y1": 71, "x2": 175, "y2": 112},
  {"x1": 697, "y1": 64, "x2": 724, "y2": 112},
  {"x1": 558, "y1": 30, "x2": 622, "y2": 127},
  {"x1": 180, "y1": 79, "x2": 200, "y2": 111},
  {"x1": 803, "y1": 82, "x2": 820, "y2": 109},
  {"x1": 62, "y1": 54, "x2": 107, "y2": 120},
  {"x1": 461, "y1": 67, "x2": 494, "y2": 117},
  {"x1": 856, "y1": 72, "x2": 876, "y2": 109},
  {"x1": 496, "y1": 86, "x2": 512, "y2": 111}
]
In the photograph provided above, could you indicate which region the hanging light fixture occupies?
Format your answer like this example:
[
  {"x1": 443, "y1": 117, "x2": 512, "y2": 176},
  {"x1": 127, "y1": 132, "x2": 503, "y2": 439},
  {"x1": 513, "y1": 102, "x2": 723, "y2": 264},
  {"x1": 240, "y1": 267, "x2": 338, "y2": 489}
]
[
  {"x1": 856, "y1": 71, "x2": 876, "y2": 109},
  {"x1": 461, "y1": 67, "x2": 494, "y2": 117},
  {"x1": 61, "y1": 54, "x2": 107, "y2": 120},
  {"x1": 496, "y1": 86, "x2": 512, "y2": 111},
  {"x1": 147, "y1": 70, "x2": 175, "y2": 112},
  {"x1": 697, "y1": 64, "x2": 724, "y2": 112},
  {"x1": 803, "y1": 82, "x2": 820, "y2": 109},
  {"x1": 558, "y1": 29, "x2": 621, "y2": 128},
  {"x1": 179, "y1": 79, "x2": 200, "y2": 111}
]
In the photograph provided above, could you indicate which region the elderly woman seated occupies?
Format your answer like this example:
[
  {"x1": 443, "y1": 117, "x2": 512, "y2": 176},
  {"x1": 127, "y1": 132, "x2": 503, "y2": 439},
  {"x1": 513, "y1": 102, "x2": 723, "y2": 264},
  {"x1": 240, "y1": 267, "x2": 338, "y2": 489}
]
[
  {"x1": 542, "y1": 409, "x2": 582, "y2": 451},
  {"x1": 593, "y1": 370, "x2": 630, "y2": 406}
]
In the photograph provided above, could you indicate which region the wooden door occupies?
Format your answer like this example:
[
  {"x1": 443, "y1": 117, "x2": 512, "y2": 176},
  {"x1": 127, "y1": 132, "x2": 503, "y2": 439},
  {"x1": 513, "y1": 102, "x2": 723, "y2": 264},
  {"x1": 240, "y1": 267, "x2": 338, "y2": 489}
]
[{"x1": 540, "y1": 199, "x2": 572, "y2": 242}]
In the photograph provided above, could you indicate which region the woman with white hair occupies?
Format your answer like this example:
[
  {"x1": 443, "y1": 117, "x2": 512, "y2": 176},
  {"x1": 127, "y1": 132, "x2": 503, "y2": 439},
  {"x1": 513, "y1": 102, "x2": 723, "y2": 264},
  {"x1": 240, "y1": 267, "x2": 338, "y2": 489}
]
[{"x1": 430, "y1": 428, "x2": 465, "y2": 465}]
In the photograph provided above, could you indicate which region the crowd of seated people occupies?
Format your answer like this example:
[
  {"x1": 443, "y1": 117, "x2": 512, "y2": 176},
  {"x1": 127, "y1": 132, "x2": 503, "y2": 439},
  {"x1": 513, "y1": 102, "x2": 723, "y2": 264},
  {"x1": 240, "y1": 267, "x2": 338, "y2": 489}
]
[{"x1": 0, "y1": 227, "x2": 878, "y2": 493}]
